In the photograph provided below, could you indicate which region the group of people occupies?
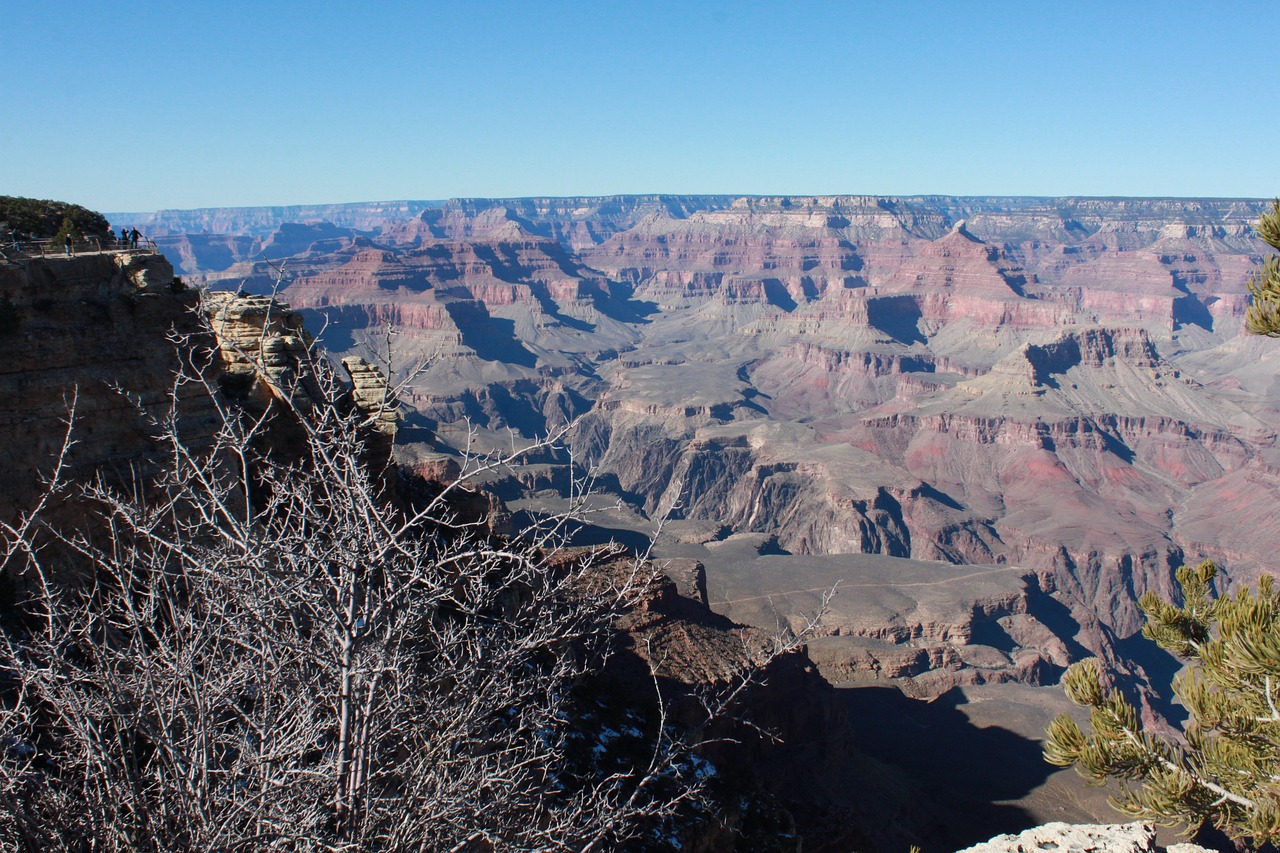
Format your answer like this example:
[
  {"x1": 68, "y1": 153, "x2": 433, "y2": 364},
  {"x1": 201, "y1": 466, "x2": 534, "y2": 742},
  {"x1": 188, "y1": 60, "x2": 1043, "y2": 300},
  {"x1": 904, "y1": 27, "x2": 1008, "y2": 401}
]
[
  {"x1": 5, "y1": 226, "x2": 142, "y2": 257},
  {"x1": 117, "y1": 227, "x2": 143, "y2": 249},
  {"x1": 65, "y1": 227, "x2": 142, "y2": 254}
]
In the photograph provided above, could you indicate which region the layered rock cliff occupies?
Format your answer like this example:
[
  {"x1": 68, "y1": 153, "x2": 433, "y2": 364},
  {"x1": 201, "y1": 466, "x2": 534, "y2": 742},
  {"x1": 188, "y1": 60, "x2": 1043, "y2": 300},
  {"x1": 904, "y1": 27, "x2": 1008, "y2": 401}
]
[
  {"x1": 0, "y1": 252, "x2": 399, "y2": 537},
  {"x1": 0, "y1": 251, "x2": 214, "y2": 523},
  {"x1": 148, "y1": 195, "x2": 1279, "y2": 702}
]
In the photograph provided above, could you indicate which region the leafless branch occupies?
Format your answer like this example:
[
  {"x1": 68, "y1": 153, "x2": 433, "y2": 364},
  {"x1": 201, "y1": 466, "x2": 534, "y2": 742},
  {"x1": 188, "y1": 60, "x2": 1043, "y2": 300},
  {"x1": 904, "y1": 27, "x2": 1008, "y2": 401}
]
[{"x1": 0, "y1": 296, "x2": 817, "y2": 851}]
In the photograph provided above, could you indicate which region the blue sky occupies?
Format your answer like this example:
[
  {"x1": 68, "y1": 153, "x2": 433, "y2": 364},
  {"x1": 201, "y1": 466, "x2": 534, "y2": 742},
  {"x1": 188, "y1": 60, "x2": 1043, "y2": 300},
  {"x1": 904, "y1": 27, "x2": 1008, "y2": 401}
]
[{"x1": 3, "y1": 1, "x2": 1278, "y2": 211}]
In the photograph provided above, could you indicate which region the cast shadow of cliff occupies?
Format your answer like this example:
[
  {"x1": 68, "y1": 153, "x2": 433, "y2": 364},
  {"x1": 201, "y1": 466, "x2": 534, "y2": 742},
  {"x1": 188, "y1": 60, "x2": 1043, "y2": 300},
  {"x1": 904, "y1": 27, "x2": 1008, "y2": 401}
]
[
  {"x1": 444, "y1": 302, "x2": 538, "y2": 368},
  {"x1": 1171, "y1": 274, "x2": 1215, "y2": 332},
  {"x1": 762, "y1": 278, "x2": 798, "y2": 312},
  {"x1": 1113, "y1": 629, "x2": 1189, "y2": 730},
  {"x1": 866, "y1": 295, "x2": 926, "y2": 345},
  {"x1": 1172, "y1": 293, "x2": 1215, "y2": 332},
  {"x1": 466, "y1": 316, "x2": 538, "y2": 367},
  {"x1": 592, "y1": 279, "x2": 662, "y2": 324},
  {"x1": 298, "y1": 308, "x2": 357, "y2": 353},
  {"x1": 837, "y1": 685, "x2": 1048, "y2": 852},
  {"x1": 1026, "y1": 584, "x2": 1187, "y2": 729},
  {"x1": 506, "y1": 510, "x2": 656, "y2": 554}
]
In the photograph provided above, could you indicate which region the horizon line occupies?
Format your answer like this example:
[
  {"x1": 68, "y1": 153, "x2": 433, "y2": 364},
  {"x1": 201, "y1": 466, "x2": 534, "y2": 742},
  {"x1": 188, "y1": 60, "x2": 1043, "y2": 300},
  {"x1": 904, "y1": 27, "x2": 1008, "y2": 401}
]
[{"x1": 103, "y1": 192, "x2": 1275, "y2": 216}]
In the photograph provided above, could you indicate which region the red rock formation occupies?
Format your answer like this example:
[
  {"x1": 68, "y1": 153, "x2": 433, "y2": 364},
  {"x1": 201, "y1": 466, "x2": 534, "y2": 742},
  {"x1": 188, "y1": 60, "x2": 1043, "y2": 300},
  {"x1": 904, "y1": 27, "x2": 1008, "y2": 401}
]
[{"x1": 173, "y1": 195, "x2": 1278, "y2": 693}]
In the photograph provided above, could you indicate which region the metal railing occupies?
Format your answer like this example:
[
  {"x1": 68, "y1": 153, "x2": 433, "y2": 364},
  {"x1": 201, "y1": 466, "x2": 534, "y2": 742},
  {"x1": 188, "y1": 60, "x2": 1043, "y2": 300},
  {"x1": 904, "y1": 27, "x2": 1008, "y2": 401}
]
[{"x1": 0, "y1": 236, "x2": 158, "y2": 262}]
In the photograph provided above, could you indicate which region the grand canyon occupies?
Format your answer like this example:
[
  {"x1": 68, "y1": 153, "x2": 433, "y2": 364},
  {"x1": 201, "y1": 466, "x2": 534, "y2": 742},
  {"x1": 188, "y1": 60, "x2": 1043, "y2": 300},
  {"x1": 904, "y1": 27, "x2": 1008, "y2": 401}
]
[
  {"x1": 90, "y1": 194, "x2": 1276, "y2": 847},
  {"x1": 117, "y1": 196, "x2": 1275, "y2": 665}
]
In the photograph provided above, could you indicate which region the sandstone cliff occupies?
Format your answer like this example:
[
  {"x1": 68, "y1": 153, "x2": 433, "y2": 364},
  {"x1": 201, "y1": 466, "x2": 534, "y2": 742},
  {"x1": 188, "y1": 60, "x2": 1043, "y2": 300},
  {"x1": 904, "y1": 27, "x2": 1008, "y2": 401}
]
[
  {"x1": 0, "y1": 251, "x2": 214, "y2": 524},
  {"x1": 0, "y1": 252, "x2": 398, "y2": 550}
]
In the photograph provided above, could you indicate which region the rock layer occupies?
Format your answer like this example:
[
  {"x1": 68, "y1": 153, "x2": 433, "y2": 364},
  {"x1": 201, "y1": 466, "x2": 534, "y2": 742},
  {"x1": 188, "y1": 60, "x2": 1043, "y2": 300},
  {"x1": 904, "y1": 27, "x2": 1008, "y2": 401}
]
[
  {"x1": 957, "y1": 822, "x2": 1213, "y2": 853},
  {"x1": 166, "y1": 195, "x2": 1279, "y2": 693},
  {"x1": 0, "y1": 252, "x2": 216, "y2": 524}
]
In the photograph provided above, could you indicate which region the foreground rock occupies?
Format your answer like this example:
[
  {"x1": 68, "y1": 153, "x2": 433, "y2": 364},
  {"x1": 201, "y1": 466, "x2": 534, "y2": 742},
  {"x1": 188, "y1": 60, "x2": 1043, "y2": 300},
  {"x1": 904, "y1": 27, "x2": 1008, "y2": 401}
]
[
  {"x1": 0, "y1": 251, "x2": 216, "y2": 525},
  {"x1": 958, "y1": 821, "x2": 1213, "y2": 853}
]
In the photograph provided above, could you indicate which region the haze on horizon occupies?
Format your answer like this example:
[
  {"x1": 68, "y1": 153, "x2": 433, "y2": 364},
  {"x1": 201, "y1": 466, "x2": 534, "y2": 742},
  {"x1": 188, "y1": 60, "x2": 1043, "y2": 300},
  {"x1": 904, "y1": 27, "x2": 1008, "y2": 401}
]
[{"x1": 4, "y1": 0, "x2": 1278, "y2": 212}]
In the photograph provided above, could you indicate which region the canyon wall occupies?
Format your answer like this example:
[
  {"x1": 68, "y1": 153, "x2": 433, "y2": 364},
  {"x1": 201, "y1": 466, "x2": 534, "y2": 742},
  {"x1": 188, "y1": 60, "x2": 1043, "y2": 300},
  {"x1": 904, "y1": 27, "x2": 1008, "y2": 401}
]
[
  {"x1": 0, "y1": 252, "x2": 393, "y2": 539},
  {"x1": 164, "y1": 194, "x2": 1278, "y2": 696},
  {"x1": 0, "y1": 251, "x2": 215, "y2": 523}
]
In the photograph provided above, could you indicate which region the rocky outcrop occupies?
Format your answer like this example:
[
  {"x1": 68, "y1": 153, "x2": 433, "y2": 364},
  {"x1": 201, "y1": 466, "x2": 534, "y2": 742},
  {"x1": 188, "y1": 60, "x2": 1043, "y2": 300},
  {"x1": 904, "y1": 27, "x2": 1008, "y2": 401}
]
[
  {"x1": 342, "y1": 355, "x2": 398, "y2": 436},
  {"x1": 957, "y1": 822, "x2": 1213, "y2": 853},
  {"x1": 202, "y1": 291, "x2": 325, "y2": 413},
  {"x1": 0, "y1": 253, "x2": 398, "y2": 548},
  {"x1": 699, "y1": 545, "x2": 1077, "y2": 699},
  {"x1": 586, "y1": 550, "x2": 885, "y2": 853},
  {"x1": 0, "y1": 251, "x2": 216, "y2": 525}
]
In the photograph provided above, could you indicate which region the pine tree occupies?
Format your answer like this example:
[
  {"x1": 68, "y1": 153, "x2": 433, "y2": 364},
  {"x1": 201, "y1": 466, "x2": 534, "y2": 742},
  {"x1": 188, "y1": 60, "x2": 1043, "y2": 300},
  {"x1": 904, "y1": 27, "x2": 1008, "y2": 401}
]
[
  {"x1": 1044, "y1": 561, "x2": 1280, "y2": 842},
  {"x1": 0, "y1": 196, "x2": 110, "y2": 241},
  {"x1": 1245, "y1": 199, "x2": 1280, "y2": 336},
  {"x1": 1046, "y1": 202, "x2": 1280, "y2": 844}
]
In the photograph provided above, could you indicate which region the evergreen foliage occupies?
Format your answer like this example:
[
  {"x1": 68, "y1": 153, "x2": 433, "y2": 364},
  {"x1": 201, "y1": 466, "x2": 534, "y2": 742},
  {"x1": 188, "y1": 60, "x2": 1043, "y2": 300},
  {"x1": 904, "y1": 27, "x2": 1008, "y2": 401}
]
[
  {"x1": 0, "y1": 195, "x2": 111, "y2": 241},
  {"x1": 1047, "y1": 201, "x2": 1280, "y2": 845},
  {"x1": 1044, "y1": 561, "x2": 1280, "y2": 843},
  {"x1": 1245, "y1": 199, "x2": 1280, "y2": 336}
]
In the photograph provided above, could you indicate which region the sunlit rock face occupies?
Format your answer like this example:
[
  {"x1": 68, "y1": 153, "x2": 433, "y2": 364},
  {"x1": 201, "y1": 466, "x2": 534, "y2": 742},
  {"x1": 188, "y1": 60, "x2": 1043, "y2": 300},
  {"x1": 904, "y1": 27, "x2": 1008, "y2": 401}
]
[
  {"x1": 0, "y1": 256, "x2": 395, "y2": 565},
  {"x1": 170, "y1": 194, "x2": 1280, "y2": 692},
  {"x1": 958, "y1": 821, "x2": 1213, "y2": 853}
]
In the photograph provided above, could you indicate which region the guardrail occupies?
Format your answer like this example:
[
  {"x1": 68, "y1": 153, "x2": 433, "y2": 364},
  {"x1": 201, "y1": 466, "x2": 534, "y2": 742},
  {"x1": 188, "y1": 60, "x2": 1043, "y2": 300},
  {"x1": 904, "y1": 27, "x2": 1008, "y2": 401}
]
[{"x1": 0, "y1": 236, "x2": 158, "y2": 262}]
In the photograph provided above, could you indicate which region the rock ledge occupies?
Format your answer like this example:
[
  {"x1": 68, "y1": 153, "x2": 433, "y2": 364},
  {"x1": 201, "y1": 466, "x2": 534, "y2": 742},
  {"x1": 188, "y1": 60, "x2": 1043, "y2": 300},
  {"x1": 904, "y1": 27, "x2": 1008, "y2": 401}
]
[{"x1": 957, "y1": 821, "x2": 1213, "y2": 853}]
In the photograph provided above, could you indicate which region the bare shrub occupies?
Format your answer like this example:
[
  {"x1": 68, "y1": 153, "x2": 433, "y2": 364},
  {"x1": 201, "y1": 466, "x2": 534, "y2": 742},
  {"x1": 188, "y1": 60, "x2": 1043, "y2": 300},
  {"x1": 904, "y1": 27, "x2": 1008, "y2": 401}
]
[{"x1": 0, "y1": 312, "x2": 811, "y2": 851}]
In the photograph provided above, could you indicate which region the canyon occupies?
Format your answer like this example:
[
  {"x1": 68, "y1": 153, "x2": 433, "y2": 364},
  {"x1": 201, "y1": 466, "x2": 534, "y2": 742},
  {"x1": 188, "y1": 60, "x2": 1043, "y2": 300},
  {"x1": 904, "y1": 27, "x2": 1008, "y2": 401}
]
[
  {"x1": 13, "y1": 190, "x2": 1273, "y2": 848},
  {"x1": 0, "y1": 248, "x2": 1101, "y2": 851},
  {"x1": 103, "y1": 194, "x2": 1279, "y2": 846},
  {"x1": 0, "y1": 252, "x2": 873, "y2": 851}
]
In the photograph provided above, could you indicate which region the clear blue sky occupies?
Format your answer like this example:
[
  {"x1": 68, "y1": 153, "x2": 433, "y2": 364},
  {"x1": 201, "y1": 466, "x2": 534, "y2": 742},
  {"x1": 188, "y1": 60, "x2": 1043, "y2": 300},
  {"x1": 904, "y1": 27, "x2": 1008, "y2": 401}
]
[{"x1": 3, "y1": 1, "x2": 1277, "y2": 211}]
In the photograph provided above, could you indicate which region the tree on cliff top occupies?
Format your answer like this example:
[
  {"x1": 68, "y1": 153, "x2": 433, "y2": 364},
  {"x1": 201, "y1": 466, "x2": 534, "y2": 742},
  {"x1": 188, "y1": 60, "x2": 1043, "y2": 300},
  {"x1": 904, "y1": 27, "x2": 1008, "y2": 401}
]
[
  {"x1": 1045, "y1": 561, "x2": 1280, "y2": 843},
  {"x1": 1245, "y1": 199, "x2": 1280, "y2": 336},
  {"x1": 0, "y1": 196, "x2": 111, "y2": 241}
]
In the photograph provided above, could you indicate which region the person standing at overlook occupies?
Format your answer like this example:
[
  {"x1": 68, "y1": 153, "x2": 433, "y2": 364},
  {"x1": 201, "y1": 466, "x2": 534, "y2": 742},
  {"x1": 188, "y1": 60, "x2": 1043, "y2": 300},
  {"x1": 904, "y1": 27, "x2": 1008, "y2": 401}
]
[{"x1": 129, "y1": 227, "x2": 140, "y2": 249}]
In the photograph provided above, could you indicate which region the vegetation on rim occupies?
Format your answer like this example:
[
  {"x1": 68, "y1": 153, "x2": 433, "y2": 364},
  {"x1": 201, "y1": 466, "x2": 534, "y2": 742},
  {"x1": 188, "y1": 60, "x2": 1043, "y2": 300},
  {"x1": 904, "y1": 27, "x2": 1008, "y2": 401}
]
[
  {"x1": 0, "y1": 196, "x2": 111, "y2": 242},
  {"x1": 1045, "y1": 562, "x2": 1280, "y2": 843},
  {"x1": 1245, "y1": 199, "x2": 1280, "y2": 336}
]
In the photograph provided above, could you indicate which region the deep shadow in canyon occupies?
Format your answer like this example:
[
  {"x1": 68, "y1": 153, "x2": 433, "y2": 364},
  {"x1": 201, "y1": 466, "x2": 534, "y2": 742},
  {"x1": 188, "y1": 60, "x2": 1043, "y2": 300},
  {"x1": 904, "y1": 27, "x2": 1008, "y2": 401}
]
[{"x1": 836, "y1": 686, "x2": 1048, "y2": 852}]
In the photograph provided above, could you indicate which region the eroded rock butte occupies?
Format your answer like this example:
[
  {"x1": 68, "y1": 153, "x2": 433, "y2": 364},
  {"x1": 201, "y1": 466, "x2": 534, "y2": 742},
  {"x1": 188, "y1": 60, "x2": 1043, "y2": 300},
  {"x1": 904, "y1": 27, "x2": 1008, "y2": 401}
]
[{"x1": 124, "y1": 194, "x2": 1280, "y2": 705}]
